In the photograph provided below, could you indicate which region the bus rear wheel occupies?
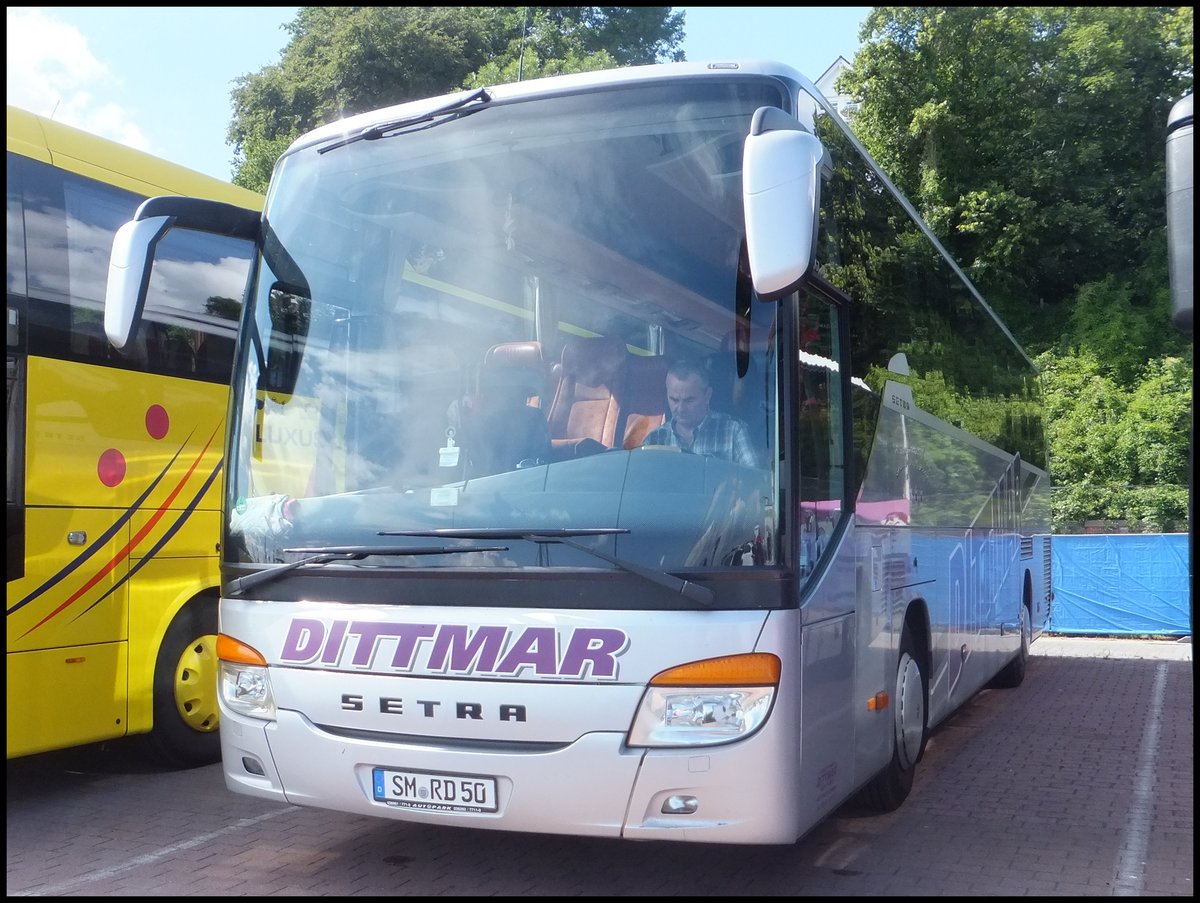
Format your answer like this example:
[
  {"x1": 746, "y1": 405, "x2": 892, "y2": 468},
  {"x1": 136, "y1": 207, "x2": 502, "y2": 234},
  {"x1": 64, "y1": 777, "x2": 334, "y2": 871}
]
[
  {"x1": 989, "y1": 601, "x2": 1030, "y2": 689},
  {"x1": 144, "y1": 601, "x2": 221, "y2": 768},
  {"x1": 857, "y1": 627, "x2": 927, "y2": 812}
]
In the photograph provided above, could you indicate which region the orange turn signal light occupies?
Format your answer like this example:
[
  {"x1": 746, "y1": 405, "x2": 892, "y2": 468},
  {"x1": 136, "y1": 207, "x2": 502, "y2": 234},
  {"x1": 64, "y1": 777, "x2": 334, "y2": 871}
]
[
  {"x1": 217, "y1": 633, "x2": 268, "y2": 666},
  {"x1": 650, "y1": 652, "x2": 781, "y2": 687}
]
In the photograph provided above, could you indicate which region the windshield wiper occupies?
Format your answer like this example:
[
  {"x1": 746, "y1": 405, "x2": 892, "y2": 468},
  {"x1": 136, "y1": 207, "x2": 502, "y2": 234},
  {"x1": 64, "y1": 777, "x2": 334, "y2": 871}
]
[
  {"x1": 379, "y1": 528, "x2": 715, "y2": 607},
  {"x1": 227, "y1": 543, "x2": 508, "y2": 596},
  {"x1": 319, "y1": 88, "x2": 492, "y2": 154}
]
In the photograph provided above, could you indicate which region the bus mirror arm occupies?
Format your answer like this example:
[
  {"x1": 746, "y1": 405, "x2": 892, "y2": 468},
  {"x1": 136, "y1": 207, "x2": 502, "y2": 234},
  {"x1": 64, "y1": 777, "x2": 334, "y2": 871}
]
[
  {"x1": 136, "y1": 195, "x2": 261, "y2": 240},
  {"x1": 742, "y1": 107, "x2": 826, "y2": 301}
]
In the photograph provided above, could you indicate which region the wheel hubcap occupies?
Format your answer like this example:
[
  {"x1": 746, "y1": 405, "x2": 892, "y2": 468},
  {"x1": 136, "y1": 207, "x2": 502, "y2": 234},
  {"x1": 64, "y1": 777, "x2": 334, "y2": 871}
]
[
  {"x1": 895, "y1": 652, "x2": 925, "y2": 769},
  {"x1": 174, "y1": 633, "x2": 221, "y2": 733}
]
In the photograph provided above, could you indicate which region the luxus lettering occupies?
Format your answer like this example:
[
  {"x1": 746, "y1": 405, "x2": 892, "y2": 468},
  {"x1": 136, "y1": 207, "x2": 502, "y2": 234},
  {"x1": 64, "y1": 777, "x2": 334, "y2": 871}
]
[{"x1": 280, "y1": 619, "x2": 630, "y2": 679}]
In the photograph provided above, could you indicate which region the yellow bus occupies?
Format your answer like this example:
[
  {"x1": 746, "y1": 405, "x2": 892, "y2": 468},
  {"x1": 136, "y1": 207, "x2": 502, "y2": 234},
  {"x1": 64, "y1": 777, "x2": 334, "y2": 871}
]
[{"x1": 6, "y1": 105, "x2": 262, "y2": 766}]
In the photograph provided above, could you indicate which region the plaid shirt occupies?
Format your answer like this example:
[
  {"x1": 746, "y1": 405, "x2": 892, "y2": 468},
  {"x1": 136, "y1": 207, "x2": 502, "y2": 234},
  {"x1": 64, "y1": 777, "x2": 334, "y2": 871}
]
[{"x1": 644, "y1": 411, "x2": 761, "y2": 468}]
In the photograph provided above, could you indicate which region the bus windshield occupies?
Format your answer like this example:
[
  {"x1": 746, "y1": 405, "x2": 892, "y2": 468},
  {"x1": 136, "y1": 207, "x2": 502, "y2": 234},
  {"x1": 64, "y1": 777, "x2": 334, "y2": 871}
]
[{"x1": 228, "y1": 78, "x2": 797, "y2": 586}]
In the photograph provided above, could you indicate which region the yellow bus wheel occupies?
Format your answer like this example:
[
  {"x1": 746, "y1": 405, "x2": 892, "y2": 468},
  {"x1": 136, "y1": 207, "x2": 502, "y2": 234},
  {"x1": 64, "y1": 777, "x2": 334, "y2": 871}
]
[
  {"x1": 172, "y1": 630, "x2": 221, "y2": 733},
  {"x1": 146, "y1": 601, "x2": 222, "y2": 768}
]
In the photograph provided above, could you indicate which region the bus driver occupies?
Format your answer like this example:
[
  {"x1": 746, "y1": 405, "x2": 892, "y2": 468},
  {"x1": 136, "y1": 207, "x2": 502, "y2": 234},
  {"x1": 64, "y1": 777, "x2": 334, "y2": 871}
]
[{"x1": 642, "y1": 359, "x2": 761, "y2": 468}]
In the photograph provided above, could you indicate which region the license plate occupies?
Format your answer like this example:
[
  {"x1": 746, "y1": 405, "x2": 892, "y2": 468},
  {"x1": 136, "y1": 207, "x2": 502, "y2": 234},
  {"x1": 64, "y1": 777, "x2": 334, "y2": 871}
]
[{"x1": 372, "y1": 767, "x2": 498, "y2": 813}]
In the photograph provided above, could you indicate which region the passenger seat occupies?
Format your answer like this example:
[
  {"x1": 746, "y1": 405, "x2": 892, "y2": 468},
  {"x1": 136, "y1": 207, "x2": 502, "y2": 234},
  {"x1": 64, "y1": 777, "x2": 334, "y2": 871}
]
[{"x1": 546, "y1": 335, "x2": 628, "y2": 459}]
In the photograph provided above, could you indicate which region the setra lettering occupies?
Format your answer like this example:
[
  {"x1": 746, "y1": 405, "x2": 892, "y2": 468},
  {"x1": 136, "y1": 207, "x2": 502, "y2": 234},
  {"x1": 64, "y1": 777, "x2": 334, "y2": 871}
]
[{"x1": 340, "y1": 693, "x2": 526, "y2": 721}]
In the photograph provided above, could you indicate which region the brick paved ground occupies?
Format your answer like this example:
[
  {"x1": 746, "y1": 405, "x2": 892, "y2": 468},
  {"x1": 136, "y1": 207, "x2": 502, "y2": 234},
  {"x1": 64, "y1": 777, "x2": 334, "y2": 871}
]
[{"x1": 7, "y1": 637, "x2": 1193, "y2": 896}]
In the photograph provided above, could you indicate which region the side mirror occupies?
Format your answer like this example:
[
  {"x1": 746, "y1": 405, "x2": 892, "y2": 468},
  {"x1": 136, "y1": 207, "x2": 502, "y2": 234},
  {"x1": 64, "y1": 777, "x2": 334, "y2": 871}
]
[
  {"x1": 104, "y1": 196, "x2": 261, "y2": 349},
  {"x1": 742, "y1": 107, "x2": 827, "y2": 300},
  {"x1": 105, "y1": 216, "x2": 172, "y2": 349},
  {"x1": 1166, "y1": 93, "x2": 1193, "y2": 333}
]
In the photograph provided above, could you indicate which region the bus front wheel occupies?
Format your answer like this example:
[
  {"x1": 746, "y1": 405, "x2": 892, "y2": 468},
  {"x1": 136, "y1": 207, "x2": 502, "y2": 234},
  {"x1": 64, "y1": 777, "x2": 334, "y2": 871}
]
[
  {"x1": 145, "y1": 601, "x2": 221, "y2": 768},
  {"x1": 857, "y1": 626, "x2": 927, "y2": 812}
]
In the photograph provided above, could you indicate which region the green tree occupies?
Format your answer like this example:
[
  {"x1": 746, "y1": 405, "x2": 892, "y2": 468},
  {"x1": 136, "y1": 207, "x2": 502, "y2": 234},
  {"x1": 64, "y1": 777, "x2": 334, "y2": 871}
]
[
  {"x1": 1038, "y1": 350, "x2": 1132, "y2": 487},
  {"x1": 840, "y1": 7, "x2": 1193, "y2": 345},
  {"x1": 1036, "y1": 348, "x2": 1191, "y2": 532},
  {"x1": 469, "y1": 7, "x2": 683, "y2": 85},
  {"x1": 1122, "y1": 356, "x2": 1193, "y2": 490},
  {"x1": 842, "y1": 7, "x2": 1193, "y2": 532},
  {"x1": 1036, "y1": 233, "x2": 1191, "y2": 531},
  {"x1": 228, "y1": 6, "x2": 683, "y2": 192}
]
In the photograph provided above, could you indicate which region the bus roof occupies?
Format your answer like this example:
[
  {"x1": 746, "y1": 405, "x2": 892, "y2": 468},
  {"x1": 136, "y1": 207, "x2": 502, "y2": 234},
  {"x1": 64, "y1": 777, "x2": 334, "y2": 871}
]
[
  {"x1": 6, "y1": 104, "x2": 262, "y2": 211},
  {"x1": 289, "y1": 59, "x2": 818, "y2": 156}
]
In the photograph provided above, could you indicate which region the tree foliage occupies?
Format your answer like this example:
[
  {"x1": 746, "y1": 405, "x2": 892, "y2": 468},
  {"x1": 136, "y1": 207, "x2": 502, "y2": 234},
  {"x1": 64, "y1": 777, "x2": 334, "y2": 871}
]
[
  {"x1": 840, "y1": 7, "x2": 1193, "y2": 532},
  {"x1": 227, "y1": 6, "x2": 683, "y2": 192},
  {"x1": 842, "y1": 7, "x2": 1192, "y2": 339},
  {"x1": 1035, "y1": 347, "x2": 1191, "y2": 533}
]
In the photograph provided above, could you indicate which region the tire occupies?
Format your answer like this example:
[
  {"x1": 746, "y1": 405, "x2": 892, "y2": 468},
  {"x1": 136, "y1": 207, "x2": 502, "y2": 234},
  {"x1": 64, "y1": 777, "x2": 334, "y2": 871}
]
[
  {"x1": 144, "y1": 601, "x2": 221, "y2": 768},
  {"x1": 989, "y1": 601, "x2": 1030, "y2": 689},
  {"x1": 857, "y1": 626, "x2": 927, "y2": 812}
]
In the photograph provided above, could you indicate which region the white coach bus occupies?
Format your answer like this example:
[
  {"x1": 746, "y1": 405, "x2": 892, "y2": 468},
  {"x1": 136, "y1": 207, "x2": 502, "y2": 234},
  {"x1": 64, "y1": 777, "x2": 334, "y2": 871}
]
[{"x1": 105, "y1": 59, "x2": 1052, "y2": 844}]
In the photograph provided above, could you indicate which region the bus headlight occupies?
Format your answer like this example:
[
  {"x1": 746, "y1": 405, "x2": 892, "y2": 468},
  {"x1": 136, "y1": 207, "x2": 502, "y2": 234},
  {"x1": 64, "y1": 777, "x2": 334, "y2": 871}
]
[
  {"x1": 627, "y1": 653, "x2": 779, "y2": 748},
  {"x1": 217, "y1": 633, "x2": 277, "y2": 721},
  {"x1": 219, "y1": 662, "x2": 276, "y2": 720}
]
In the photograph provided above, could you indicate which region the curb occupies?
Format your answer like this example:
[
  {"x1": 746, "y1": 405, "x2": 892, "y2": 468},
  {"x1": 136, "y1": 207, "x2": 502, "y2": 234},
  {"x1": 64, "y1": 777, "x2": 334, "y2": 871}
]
[{"x1": 1032, "y1": 635, "x2": 1193, "y2": 661}]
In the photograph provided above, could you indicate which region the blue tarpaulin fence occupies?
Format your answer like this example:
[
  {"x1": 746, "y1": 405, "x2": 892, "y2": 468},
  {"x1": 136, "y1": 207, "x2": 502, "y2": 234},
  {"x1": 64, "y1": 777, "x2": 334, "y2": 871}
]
[{"x1": 1050, "y1": 533, "x2": 1191, "y2": 636}]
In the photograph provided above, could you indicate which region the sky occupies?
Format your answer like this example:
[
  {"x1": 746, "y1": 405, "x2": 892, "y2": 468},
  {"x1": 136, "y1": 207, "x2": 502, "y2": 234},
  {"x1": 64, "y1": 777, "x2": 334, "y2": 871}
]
[{"x1": 6, "y1": 6, "x2": 870, "y2": 184}]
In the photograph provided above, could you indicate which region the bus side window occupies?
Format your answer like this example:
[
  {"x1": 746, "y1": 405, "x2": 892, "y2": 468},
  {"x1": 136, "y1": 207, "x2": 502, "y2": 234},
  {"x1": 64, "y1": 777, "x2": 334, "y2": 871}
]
[{"x1": 795, "y1": 292, "x2": 846, "y2": 549}]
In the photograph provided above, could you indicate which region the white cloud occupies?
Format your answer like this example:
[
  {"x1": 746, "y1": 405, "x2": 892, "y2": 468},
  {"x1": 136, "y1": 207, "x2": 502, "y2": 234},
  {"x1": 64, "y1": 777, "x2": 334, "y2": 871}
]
[{"x1": 6, "y1": 7, "x2": 151, "y2": 152}]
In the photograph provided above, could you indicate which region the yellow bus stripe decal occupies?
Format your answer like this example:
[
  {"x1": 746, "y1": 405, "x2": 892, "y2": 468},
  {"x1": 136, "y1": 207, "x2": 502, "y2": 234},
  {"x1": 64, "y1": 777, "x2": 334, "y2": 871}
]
[
  {"x1": 71, "y1": 459, "x2": 224, "y2": 621},
  {"x1": 20, "y1": 422, "x2": 223, "y2": 637},
  {"x1": 7, "y1": 432, "x2": 195, "y2": 616}
]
